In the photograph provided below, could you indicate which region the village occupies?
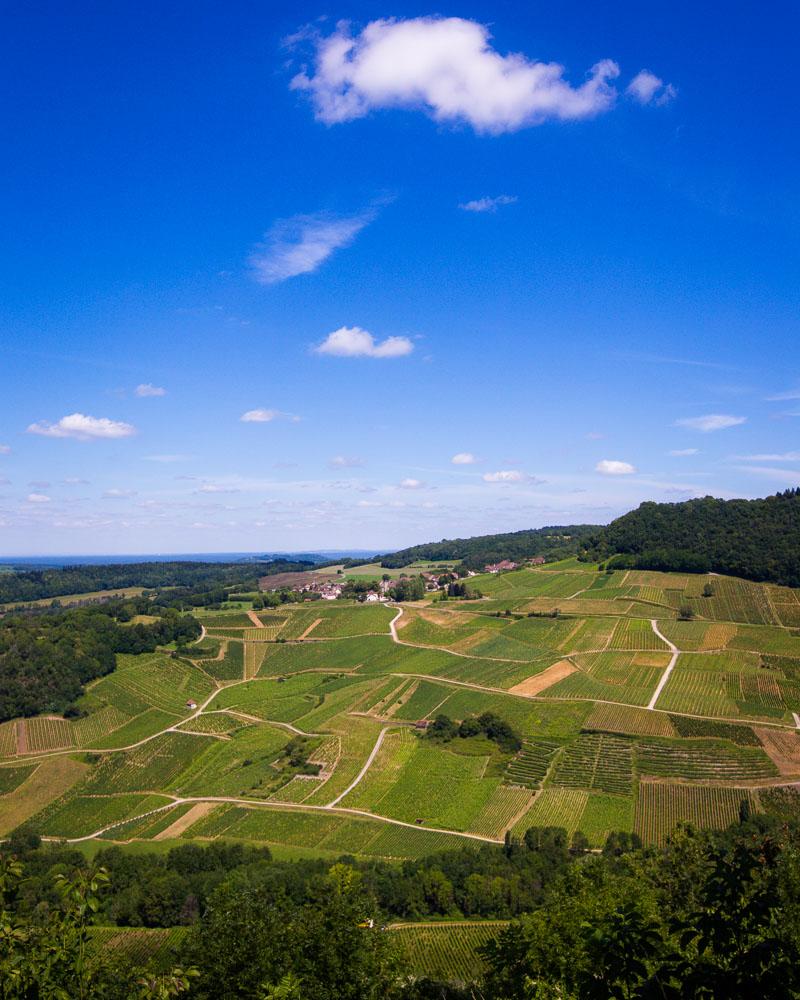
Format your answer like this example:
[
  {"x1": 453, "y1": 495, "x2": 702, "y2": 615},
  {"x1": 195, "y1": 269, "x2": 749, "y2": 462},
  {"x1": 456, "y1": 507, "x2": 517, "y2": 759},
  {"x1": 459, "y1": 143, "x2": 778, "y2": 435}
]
[{"x1": 259, "y1": 555, "x2": 547, "y2": 602}]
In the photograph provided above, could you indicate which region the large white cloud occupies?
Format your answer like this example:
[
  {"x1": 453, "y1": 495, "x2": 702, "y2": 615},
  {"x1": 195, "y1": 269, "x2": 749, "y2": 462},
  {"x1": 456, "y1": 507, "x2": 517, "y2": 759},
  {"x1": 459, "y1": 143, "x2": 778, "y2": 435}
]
[
  {"x1": 315, "y1": 326, "x2": 413, "y2": 358},
  {"x1": 675, "y1": 414, "x2": 746, "y2": 433},
  {"x1": 291, "y1": 17, "x2": 622, "y2": 134},
  {"x1": 27, "y1": 413, "x2": 136, "y2": 441},
  {"x1": 250, "y1": 210, "x2": 375, "y2": 284},
  {"x1": 596, "y1": 459, "x2": 636, "y2": 475}
]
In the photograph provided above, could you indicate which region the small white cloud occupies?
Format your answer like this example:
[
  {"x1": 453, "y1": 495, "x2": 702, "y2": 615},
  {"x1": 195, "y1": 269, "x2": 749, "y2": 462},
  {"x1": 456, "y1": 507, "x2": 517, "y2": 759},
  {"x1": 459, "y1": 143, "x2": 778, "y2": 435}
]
[
  {"x1": 735, "y1": 451, "x2": 800, "y2": 462},
  {"x1": 626, "y1": 70, "x2": 676, "y2": 106},
  {"x1": 63, "y1": 476, "x2": 90, "y2": 485},
  {"x1": 315, "y1": 326, "x2": 414, "y2": 359},
  {"x1": 291, "y1": 17, "x2": 621, "y2": 134},
  {"x1": 103, "y1": 488, "x2": 137, "y2": 499},
  {"x1": 27, "y1": 413, "x2": 136, "y2": 441},
  {"x1": 135, "y1": 383, "x2": 166, "y2": 398},
  {"x1": 459, "y1": 195, "x2": 517, "y2": 213},
  {"x1": 357, "y1": 499, "x2": 383, "y2": 507},
  {"x1": 0, "y1": 445, "x2": 10, "y2": 455},
  {"x1": 483, "y1": 470, "x2": 525, "y2": 483},
  {"x1": 596, "y1": 459, "x2": 636, "y2": 475},
  {"x1": 675, "y1": 414, "x2": 746, "y2": 433},
  {"x1": 250, "y1": 209, "x2": 375, "y2": 284},
  {"x1": 585, "y1": 432, "x2": 605, "y2": 441},
  {"x1": 451, "y1": 452, "x2": 477, "y2": 465},
  {"x1": 240, "y1": 409, "x2": 300, "y2": 423},
  {"x1": 329, "y1": 455, "x2": 364, "y2": 468},
  {"x1": 27, "y1": 493, "x2": 51, "y2": 503},
  {"x1": 399, "y1": 477, "x2": 424, "y2": 489},
  {"x1": 669, "y1": 448, "x2": 699, "y2": 456}
]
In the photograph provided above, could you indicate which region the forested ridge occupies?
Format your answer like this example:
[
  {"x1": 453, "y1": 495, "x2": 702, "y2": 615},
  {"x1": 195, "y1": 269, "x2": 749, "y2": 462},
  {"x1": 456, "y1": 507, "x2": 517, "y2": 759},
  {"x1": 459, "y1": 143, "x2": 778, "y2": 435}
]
[
  {"x1": 358, "y1": 525, "x2": 599, "y2": 571},
  {"x1": 0, "y1": 598, "x2": 200, "y2": 720},
  {"x1": 0, "y1": 559, "x2": 312, "y2": 606},
  {"x1": 581, "y1": 489, "x2": 800, "y2": 586}
]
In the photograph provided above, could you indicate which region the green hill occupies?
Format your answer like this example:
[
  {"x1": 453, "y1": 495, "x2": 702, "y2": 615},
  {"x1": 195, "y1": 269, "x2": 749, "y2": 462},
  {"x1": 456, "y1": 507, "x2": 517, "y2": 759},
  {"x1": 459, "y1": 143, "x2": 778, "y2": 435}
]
[
  {"x1": 581, "y1": 489, "x2": 800, "y2": 586},
  {"x1": 354, "y1": 525, "x2": 600, "y2": 571}
]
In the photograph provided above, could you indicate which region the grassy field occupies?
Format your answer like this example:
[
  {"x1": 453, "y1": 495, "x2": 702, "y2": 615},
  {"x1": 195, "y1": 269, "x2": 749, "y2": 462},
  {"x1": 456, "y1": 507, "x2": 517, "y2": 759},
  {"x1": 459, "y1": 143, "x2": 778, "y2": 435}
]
[{"x1": 5, "y1": 564, "x2": 800, "y2": 855}]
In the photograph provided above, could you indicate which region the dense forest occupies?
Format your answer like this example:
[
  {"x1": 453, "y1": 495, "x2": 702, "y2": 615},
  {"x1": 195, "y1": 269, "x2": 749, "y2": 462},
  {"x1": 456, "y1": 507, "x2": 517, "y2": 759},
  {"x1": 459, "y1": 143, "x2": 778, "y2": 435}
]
[
  {"x1": 358, "y1": 525, "x2": 599, "y2": 571},
  {"x1": 0, "y1": 559, "x2": 313, "y2": 606},
  {"x1": 4, "y1": 807, "x2": 800, "y2": 998},
  {"x1": 581, "y1": 489, "x2": 800, "y2": 586},
  {"x1": 0, "y1": 598, "x2": 200, "y2": 720}
]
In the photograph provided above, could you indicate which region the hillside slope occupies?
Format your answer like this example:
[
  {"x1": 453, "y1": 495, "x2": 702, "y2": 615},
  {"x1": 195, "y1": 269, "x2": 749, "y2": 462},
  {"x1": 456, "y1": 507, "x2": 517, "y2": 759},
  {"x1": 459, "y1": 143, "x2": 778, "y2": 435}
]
[
  {"x1": 354, "y1": 525, "x2": 599, "y2": 571},
  {"x1": 581, "y1": 489, "x2": 800, "y2": 586}
]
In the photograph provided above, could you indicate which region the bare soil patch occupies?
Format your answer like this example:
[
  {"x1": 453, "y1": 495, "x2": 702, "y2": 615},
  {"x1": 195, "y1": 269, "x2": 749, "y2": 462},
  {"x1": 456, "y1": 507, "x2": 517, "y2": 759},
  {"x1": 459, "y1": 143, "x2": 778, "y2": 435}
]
[
  {"x1": 508, "y1": 659, "x2": 577, "y2": 696},
  {"x1": 299, "y1": 618, "x2": 323, "y2": 640},
  {"x1": 247, "y1": 610, "x2": 264, "y2": 628},
  {"x1": 154, "y1": 802, "x2": 216, "y2": 841},
  {"x1": 756, "y1": 728, "x2": 800, "y2": 776}
]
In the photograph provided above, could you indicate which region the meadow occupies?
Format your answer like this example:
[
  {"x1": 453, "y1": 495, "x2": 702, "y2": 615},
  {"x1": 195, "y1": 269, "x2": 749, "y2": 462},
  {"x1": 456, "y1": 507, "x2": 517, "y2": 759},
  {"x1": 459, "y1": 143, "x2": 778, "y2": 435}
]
[{"x1": 3, "y1": 561, "x2": 800, "y2": 857}]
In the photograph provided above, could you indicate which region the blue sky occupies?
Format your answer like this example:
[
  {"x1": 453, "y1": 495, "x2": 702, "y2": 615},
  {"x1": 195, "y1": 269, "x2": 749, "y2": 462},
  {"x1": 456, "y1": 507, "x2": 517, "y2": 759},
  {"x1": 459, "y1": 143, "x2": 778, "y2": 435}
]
[{"x1": 1, "y1": 1, "x2": 799, "y2": 555}]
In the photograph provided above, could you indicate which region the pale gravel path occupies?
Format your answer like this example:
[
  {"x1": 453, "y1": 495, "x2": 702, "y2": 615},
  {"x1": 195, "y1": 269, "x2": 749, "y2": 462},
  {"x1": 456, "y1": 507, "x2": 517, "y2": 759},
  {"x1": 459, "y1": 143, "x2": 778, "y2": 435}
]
[{"x1": 646, "y1": 619, "x2": 680, "y2": 710}]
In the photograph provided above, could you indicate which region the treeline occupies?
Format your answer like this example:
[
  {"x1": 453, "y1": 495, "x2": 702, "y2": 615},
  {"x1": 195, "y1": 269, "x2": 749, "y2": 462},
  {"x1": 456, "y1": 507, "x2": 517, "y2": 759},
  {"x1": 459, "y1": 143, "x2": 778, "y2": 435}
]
[
  {"x1": 349, "y1": 526, "x2": 599, "y2": 572},
  {"x1": 581, "y1": 489, "x2": 800, "y2": 586},
  {"x1": 0, "y1": 559, "x2": 312, "y2": 606},
  {"x1": 0, "y1": 598, "x2": 200, "y2": 720},
  {"x1": 5, "y1": 810, "x2": 800, "y2": 998}
]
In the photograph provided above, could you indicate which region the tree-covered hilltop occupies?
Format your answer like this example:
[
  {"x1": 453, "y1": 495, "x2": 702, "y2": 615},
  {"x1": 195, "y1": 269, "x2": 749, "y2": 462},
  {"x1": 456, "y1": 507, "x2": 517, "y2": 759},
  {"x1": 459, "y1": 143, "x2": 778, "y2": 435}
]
[
  {"x1": 0, "y1": 598, "x2": 200, "y2": 720},
  {"x1": 0, "y1": 559, "x2": 313, "y2": 606},
  {"x1": 580, "y1": 489, "x2": 800, "y2": 586},
  {"x1": 354, "y1": 525, "x2": 599, "y2": 571}
]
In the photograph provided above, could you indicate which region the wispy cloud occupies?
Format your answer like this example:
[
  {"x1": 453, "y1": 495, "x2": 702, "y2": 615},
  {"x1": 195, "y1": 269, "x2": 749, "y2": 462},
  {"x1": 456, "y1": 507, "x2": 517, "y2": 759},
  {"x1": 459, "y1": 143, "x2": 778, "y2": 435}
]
[
  {"x1": 26, "y1": 493, "x2": 51, "y2": 503},
  {"x1": 250, "y1": 209, "x2": 376, "y2": 284},
  {"x1": 596, "y1": 459, "x2": 636, "y2": 475},
  {"x1": 0, "y1": 445, "x2": 10, "y2": 455},
  {"x1": 675, "y1": 414, "x2": 746, "y2": 433},
  {"x1": 734, "y1": 451, "x2": 800, "y2": 462},
  {"x1": 103, "y1": 488, "x2": 137, "y2": 499},
  {"x1": 669, "y1": 448, "x2": 699, "y2": 456},
  {"x1": 135, "y1": 383, "x2": 166, "y2": 397},
  {"x1": 291, "y1": 17, "x2": 628, "y2": 133},
  {"x1": 143, "y1": 454, "x2": 192, "y2": 463},
  {"x1": 398, "y1": 478, "x2": 425, "y2": 489},
  {"x1": 27, "y1": 413, "x2": 136, "y2": 441},
  {"x1": 315, "y1": 326, "x2": 414, "y2": 359},
  {"x1": 328, "y1": 455, "x2": 364, "y2": 468},
  {"x1": 733, "y1": 465, "x2": 800, "y2": 485},
  {"x1": 240, "y1": 409, "x2": 300, "y2": 423},
  {"x1": 451, "y1": 452, "x2": 477, "y2": 465},
  {"x1": 459, "y1": 195, "x2": 517, "y2": 213},
  {"x1": 626, "y1": 70, "x2": 676, "y2": 106},
  {"x1": 766, "y1": 388, "x2": 800, "y2": 401}
]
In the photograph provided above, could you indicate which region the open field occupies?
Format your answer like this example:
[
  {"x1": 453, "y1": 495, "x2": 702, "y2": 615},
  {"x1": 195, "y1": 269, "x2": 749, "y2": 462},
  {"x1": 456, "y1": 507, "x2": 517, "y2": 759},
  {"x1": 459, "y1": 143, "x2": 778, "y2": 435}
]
[{"x1": 4, "y1": 564, "x2": 800, "y2": 854}]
